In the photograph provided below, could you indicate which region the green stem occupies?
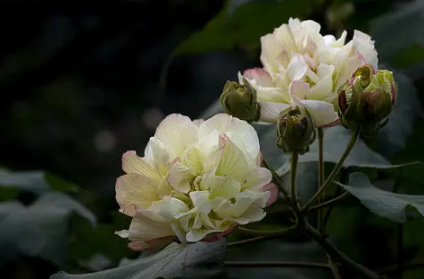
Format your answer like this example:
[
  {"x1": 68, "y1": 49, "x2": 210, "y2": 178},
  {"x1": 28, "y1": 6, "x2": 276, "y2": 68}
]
[
  {"x1": 291, "y1": 152, "x2": 299, "y2": 204},
  {"x1": 304, "y1": 222, "x2": 382, "y2": 279},
  {"x1": 263, "y1": 158, "x2": 289, "y2": 198},
  {"x1": 303, "y1": 128, "x2": 359, "y2": 212},
  {"x1": 224, "y1": 261, "x2": 330, "y2": 270},
  {"x1": 310, "y1": 191, "x2": 349, "y2": 211},
  {"x1": 227, "y1": 236, "x2": 266, "y2": 248},
  {"x1": 317, "y1": 128, "x2": 325, "y2": 233}
]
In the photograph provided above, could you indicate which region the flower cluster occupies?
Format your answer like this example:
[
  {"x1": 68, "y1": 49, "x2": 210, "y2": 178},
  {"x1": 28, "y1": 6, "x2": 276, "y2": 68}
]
[
  {"x1": 115, "y1": 113, "x2": 275, "y2": 250},
  {"x1": 240, "y1": 18, "x2": 378, "y2": 127}
]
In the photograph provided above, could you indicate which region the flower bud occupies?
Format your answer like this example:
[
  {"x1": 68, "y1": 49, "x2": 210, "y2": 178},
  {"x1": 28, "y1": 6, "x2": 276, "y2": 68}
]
[
  {"x1": 277, "y1": 107, "x2": 316, "y2": 155},
  {"x1": 220, "y1": 78, "x2": 261, "y2": 123},
  {"x1": 338, "y1": 65, "x2": 397, "y2": 135}
]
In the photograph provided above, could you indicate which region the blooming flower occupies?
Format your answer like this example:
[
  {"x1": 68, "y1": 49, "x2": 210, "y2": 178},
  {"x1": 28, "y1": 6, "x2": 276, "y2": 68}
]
[
  {"x1": 115, "y1": 113, "x2": 276, "y2": 250},
  {"x1": 240, "y1": 18, "x2": 378, "y2": 127}
]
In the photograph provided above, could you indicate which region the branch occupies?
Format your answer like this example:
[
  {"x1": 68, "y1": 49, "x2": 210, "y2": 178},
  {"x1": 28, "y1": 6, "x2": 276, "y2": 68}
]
[
  {"x1": 237, "y1": 225, "x2": 296, "y2": 237},
  {"x1": 378, "y1": 259, "x2": 424, "y2": 274},
  {"x1": 224, "y1": 261, "x2": 330, "y2": 270}
]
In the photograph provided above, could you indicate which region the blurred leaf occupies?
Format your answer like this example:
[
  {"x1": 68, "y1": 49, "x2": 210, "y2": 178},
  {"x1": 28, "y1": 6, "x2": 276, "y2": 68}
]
[
  {"x1": 52, "y1": 239, "x2": 226, "y2": 279},
  {"x1": 370, "y1": 70, "x2": 423, "y2": 158},
  {"x1": 338, "y1": 172, "x2": 424, "y2": 223},
  {"x1": 391, "y1": 45, "x2": 424, "y2": 68},
  {"x1": 175, "y1": 0, "x2": 313, "y2": 55},
  {"x1": 371, "y1": 0, "x2": 424, "y2": 63},
  {"x1": 0, "y1": 192, "x2": 96, "y2": 268},
  {"x1": 0, "y1": 201, "x2": 25, "y2": 221},
  {"x1": 0, "y1": 169, "x2": 79, "y2": 196}
]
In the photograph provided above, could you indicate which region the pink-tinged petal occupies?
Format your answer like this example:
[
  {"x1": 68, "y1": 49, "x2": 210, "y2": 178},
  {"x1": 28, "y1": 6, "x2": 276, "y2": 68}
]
[
  {"x1": 300, "y1": 100, "x2": 339, "y2": 128},
  {"x1": 263, "y1": 183, "x2": 278, "y2": 207},
  {"x1": 127, "y1": 236, "x2": 175, "y2": 252},
  {"x1": 155, "y1": 114, "x2": 198, "y2": 159},
  {"x1": 243, "y1": 68, "x2": 273, "y2": 87},
  {"x1": 258, "y1": 101, "x2": 291, "y2": 123},
  {"x1": 122, "y1": 151, "x2": 161, "y2": 180},
  {"x1": 115, "y1": 174, "x2": 159, "y2": 216},
  {"x1": 289, "y1": 80, "x2": 310, "y2": 100},
  {"x1": 352, "y1": 30, "x2": 378, "y2": 72},
  {"x1": 202, "y1": 227, "x2": 236, "y2": 242}
]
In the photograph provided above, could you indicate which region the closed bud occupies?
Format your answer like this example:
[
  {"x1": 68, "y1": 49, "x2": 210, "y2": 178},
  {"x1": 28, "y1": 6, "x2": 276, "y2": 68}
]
[
  {"x1": 338, "y1": 65, "x2": 397, "y2": 136},
  {"x1": 220, "y1": 78, "x2": 261, "y2": 123},
  {"x1": 277, "y1": 107, "x2": 316, "y2": 155}
]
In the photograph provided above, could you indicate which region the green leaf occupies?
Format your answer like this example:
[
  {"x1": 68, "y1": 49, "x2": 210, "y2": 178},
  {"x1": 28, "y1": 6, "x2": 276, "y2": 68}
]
[
  {"x1": 0, "y1": 192, "x2": 96, "y2": 267},
  {"x1": 51, "y1": 239, "x2": 226, "y2": 279},
  {"x1": 175, "y1": 0, "x2": 313, "y2": 55},
  {"x1": 370, "y1": 0, "x2": 424, "y2": 63},
  {"x1": 0, "y1": 169, "x2": 79, "y2": 195},
  {"x1": 337, "y1": 172, "x2": 424, "y2": 223}
]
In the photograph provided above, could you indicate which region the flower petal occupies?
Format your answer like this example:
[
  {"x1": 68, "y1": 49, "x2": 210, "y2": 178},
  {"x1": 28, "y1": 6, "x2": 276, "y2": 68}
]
[
  {"x1": 258, "y1": 101, "x2": 291, "y2": 123},
  {"x1": 289, "y1": 80, "x2": 310, "y2": 100},
  {"x1": 287, "y1": 55, "x2": 308, "y2": 81},
  {"x1": 204, "y1": 134, "x2": 249, "y2": 182},
  {"x1": 243, "y1": 68, "x2": 274, "y2": 87},
  {"x1": 155, "y1": 114, "x2": 198, "y2": 159},
  {"x1": 300, "y1": 99, "x2": 339, "y2": 127},
  {"x1": 115, "y1": 174, "x2": 159, "y2": 216},
  {"x1": 150, "y1": 196, "x2": 190, "y2": 219},
  {"x1": 352, "y1": 30, "x2": 378, "y2": 71},
  {"x1": 167, "y1": 161, "x2": 194, "y2": 193},
  {"x1": 198, "y1": 113, "x2": 260, "y2": 162},
  {"x1": 190, "y1": 191, "x2": 211, "y2": 214},
  {"x1": 263, "y1": 183, "x2": 278, "y2": 207},
  {"x1": 125, "y1": 210, "x2": 175, "y2": 241},
  {"x1": 202, "y1": 172, "x2": 241, "y2": 199},
  {"x1": 122, "y1": 151, "x2": 161, "y2": 180},
  {"x1": 144, "y1": 137, "x2": 169, "y2": 175},
  {"x1": 186, "y1": 228, "x2": 222, "y2": 243}
]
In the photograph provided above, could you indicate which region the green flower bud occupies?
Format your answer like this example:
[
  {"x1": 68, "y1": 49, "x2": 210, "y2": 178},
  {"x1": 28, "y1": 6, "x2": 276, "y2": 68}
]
[
  {"x1": 338, "y1": 65, "x2": 397, "y2": 136},
  {"x1": 277, "y1": 107, "x2": 316, "y2": 155},
  {"x1": 220, "y1": 78, "x2": 261, "y2": 123}
]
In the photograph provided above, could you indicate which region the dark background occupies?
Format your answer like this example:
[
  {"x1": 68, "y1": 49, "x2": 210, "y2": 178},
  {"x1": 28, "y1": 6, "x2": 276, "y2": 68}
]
[{"x1": 1, "y1": 0, "x2": 424, "y2": 278}]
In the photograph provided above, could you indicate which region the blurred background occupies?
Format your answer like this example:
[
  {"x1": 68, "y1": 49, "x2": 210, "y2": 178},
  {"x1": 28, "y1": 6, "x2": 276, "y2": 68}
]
[{"x1": 1, "y1": 0, "x2": 424, "y2": 278}]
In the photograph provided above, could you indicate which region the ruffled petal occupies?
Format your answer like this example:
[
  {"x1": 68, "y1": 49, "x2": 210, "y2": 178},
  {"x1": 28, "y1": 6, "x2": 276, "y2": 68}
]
[
  {"x1": 243, "y1": 68, "x2": 274, "y2": 87},
  {"x1": 122, "y1": 151, "x2": 161, "y2": 180}
]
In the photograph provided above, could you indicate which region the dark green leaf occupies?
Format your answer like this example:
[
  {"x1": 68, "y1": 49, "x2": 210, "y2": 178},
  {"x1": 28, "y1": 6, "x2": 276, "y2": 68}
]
[
  {"x1": 0, "y1": 192, "x2": 96, "y2": 267},
  {"x1": 175, "y1": 0, "x2": 313, "y2": 55},
  {"x1": 337, "y1": 172, "x2": 424, "y2": 223},
  {"x1": 51, "y1": 239, "x2": 226, "y2": 279},
  {"x1": 371, "y1": 70, "x2": 423, "y2": 157}
]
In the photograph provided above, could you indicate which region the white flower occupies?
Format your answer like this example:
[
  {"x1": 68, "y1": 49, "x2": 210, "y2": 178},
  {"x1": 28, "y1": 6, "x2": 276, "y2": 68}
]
[
  {"x1": 115, "y1": 113, "x2": 275, "y2": 249},
  {"x1": 241, "y1": 18, "x2": 378, "y2": 127}
]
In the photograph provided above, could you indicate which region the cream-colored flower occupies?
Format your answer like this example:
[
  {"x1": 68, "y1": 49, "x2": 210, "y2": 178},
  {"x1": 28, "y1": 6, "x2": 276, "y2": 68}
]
[
  {"x1": 115, "y1": 113, "x2": 275, "y2": 248},
  {"x1": 241, "y1": 18, "x2": 378, "y2": 127}
]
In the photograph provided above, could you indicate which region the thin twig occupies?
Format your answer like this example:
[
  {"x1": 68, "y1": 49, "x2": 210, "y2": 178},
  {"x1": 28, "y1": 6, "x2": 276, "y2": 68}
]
[
  {"x1": 291, "y1": 152, "x2": 299, "y2": 204},
  {"x1": 328, "y1": 256, "x2": 342, "y2": 279},
  {"x1": 224, "y1": 261, "x2": 331, "y2": 270},
  {"x1": 226, "y1": 236, "x2": 267, "y2": 248},
  {"x1": 310, "y1": 191, "x2": 350, "y2": 211},
  {"x1": 304, "y1": 222, "x2": 382, "y2": 279}
]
